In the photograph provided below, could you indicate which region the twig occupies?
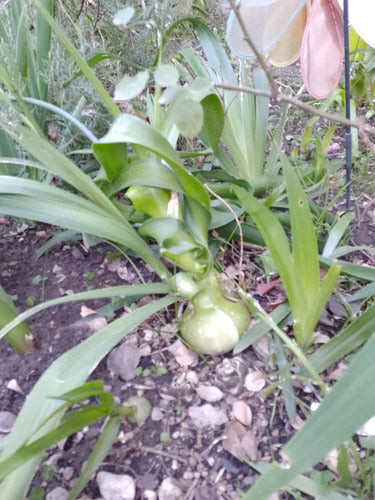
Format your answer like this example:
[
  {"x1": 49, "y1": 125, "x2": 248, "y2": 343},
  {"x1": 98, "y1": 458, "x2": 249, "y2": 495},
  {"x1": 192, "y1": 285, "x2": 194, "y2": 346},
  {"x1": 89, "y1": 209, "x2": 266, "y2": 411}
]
[
  {"x1": 227, "y1": 0, "x2": 278, "y2": 95},
  {"x1": 214, "y1": 82, "x2": 375, "y2": 152},
  {"x1": 224, "y1": 0, "x2": 375, "y2": 157},
  {"x1": 140, "y1": 445, "x2": 187, "y2": 464},
  {"x1": 183, "y1": 476, "x2": 200, "y2": 500}
]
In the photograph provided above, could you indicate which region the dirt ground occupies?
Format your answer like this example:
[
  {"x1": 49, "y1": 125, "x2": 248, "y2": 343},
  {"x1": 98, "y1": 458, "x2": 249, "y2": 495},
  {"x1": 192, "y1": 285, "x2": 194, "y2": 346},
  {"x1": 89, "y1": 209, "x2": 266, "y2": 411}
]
[{"x1": 1, "y1": 197, "x2": 374, "y2": 500}]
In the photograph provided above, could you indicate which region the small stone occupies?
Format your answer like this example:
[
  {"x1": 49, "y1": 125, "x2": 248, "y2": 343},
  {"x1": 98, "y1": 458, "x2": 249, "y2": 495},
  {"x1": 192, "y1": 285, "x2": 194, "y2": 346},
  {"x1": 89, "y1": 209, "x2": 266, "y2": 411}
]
[
  {"x1": 97, "y1": 471, "x2": 136, "y2": 500},
  {"x1": 0, "y1": 411, "x2": 16, "y2": 433},
  {"x1": 46, "y1": 487, "x2": 68, "y2": 500},
  {"x1": 144, "y1": 491, "x2": 157, "y2": 500},
  {"x1": 158, "y1": 478, "x2": 182, "y2": 500},
  {"x1": 244, "y1": 371, "x2": 265, "y2": 392},
  {"x1": 151, "y1": 407, "x2": 164, "y2": 421},
  {"x1": 6, "y1": 379, "x2": 23, "y2": 394},
  {"x1": 62, "y1": 466, "x2": 74, "y2": 481},
  {"x1": 188, "y1": 404, "x2": 228, "y2": 428},
  {"x1": 107, "y1": 343, "x2": 141, "y2": 381},
  {"x1": 232, "y1": 401, "x2": 252, "y2": 426}
]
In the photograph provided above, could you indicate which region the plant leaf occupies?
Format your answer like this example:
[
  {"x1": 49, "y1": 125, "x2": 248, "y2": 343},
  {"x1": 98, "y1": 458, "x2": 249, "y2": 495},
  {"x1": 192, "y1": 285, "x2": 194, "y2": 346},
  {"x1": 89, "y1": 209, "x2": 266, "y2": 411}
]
[
  {"x1": 154, "y1": 64, "x2": 179, "y2": 87},
  {"x1": 68, "y1": 416, "x2": 120, "y2": 500},
  {"x1": 283, "y1": 160, "x2": 320, "y2": 305},
  {"x1": 114, "y1": 70, "x2": 150, "y2": 101},
  {"x1": 0, "y1": 296, "x2": 174, "y2": 498},
  {"x1": 200, "y1": 93, "x2": 224, "y2": 151},
  {"x1": 243, "y1": 333, "x2": 375, "y2": 498},
  {"x1": 173, "y1": 99, "x2": 204, "y2": 138},
  {"x1": 94, "y1": 114, "x2": 210, "y2": 210},
  {"x1": 308, "y1": 304, "x2": 375, "y2": 374}
]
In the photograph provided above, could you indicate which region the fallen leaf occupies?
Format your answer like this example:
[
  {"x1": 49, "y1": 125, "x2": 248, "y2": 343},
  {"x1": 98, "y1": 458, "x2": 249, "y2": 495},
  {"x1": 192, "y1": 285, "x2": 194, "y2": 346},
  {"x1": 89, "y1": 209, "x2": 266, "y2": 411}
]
[
  {"x1": 255, "y1": 278, "x2": 282, "y2": 296},
  {"x1": 86, "y1": 316, "x2": 107, "y2": 332},
  {"x1": 241, "y1": 428, "x2": 259, "y2": 460},
  {"x1": 125, "y1": 396, "x2": 151, "y2": 426},
  {"x1": 222, "y1": 421, "x2": 258, "y2": 461},
  {"x1": 196, "y1": 385, "x2": 224, "y2": 403},
  {"x1": 107, "y1": 343, "x2": 141, "y2": 381},
  {"x1": 168, "y1": 340, "x2": 198, "y2": 367},
  {"x1": 232, "y1": 400, "x2": 252, "y2": 426}
]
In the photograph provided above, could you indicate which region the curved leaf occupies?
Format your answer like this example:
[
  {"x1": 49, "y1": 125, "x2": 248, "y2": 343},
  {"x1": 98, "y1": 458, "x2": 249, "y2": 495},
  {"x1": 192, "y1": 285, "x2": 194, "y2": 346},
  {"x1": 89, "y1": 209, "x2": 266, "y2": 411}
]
[
  {"x1": 94, "y1": 114, "x2": 210, "y2": 209},
  {"x1": 0, "y1": 176, "x2": 170, "y2": 280},
  {"x1": 0, "y1": 296, "x2": 174, "y2": 498}
]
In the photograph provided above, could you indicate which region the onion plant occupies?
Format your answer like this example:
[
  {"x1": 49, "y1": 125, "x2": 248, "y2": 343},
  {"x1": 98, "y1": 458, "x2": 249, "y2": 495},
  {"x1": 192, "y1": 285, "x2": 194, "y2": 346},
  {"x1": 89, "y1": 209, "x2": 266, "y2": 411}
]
[{"x1": 235, "y1": 158, "x2": 342, "y2": 351}]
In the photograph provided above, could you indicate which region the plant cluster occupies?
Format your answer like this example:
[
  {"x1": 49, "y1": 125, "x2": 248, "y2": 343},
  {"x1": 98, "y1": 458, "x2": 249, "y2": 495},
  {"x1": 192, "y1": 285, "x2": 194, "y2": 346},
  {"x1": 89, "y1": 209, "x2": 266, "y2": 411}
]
[{"x1": 1, "y1": 0, "x2": 375, "y2": 498}]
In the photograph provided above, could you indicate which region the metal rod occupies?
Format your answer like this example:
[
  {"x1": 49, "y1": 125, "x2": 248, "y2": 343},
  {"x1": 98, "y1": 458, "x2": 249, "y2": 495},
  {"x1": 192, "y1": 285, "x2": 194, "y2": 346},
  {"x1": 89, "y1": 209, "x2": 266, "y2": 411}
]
[{"x1": 343, "y1": 0, "x2": 352, "y2": 212}]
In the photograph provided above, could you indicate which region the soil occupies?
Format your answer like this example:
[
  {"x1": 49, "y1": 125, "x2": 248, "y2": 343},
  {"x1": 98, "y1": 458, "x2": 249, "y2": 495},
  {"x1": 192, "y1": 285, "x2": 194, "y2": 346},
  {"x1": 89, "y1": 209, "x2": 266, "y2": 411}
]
[
  {"x1": 1, "y1": 28, "x2": 375, "y2": 497},
  {"x1": 1, "y1": 202, "x2": 374, "y2": 500}
]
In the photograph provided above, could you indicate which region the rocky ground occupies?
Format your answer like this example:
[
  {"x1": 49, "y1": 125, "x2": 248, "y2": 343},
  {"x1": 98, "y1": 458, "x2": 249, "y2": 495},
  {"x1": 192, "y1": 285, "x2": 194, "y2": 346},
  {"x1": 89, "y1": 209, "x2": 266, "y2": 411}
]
[{"x1": 2, "y1": 198, "x2": 373, "y2": 500}]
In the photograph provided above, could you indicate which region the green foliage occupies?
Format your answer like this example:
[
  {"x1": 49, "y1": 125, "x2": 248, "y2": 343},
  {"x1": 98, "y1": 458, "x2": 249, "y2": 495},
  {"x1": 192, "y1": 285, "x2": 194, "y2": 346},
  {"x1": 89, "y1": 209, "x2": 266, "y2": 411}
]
[
  {"x1": 0, "y1": 294, "x2": 173, "y2": 498},
  {"x1": 0, "y1": 284, "x2": 33, "y2": 354},
  {"x1": 244, "y1": 332, "x2": 375, "y2": 498},
  {"x1": 235, "y1": 160, "x2": 341, "y2": 350}
]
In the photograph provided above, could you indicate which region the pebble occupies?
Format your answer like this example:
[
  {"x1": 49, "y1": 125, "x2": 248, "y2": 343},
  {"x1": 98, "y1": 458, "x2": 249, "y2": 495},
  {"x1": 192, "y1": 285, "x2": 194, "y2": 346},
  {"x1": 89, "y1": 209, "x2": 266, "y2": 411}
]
[
  {"x1": 232, "y1": 401, "x2": 252, "y2": 426},
  {"x1": 244, "y1": 371, "x2": 266, "y2": 392},
  {"x1": 106, "y1": 343, "x2": 141, "y2": 381},
  {"x1": 158, "y1": 477, "x2": 182, "y2": 500},
  {"x1": 188, "y1": 404, "x2": 228, "y2": 428},
  {"x1": 144, "y1": 491, "x2": 157, "y2": 500},
  {"x1": 151, "y1": 407, "x2": 164, "y2": 421},
  {"x1": 0, "y1": 411, "x2": 16, "y2": 433},
  {"x1": 62, "y1": 466, "x2": 74, "y2": 481},
  {"x1": 45, "y1": 487, "x2": 68, "y2": 500},
  {"x1": 97, "y1": 471, "x2": 136, "y2": 500}
]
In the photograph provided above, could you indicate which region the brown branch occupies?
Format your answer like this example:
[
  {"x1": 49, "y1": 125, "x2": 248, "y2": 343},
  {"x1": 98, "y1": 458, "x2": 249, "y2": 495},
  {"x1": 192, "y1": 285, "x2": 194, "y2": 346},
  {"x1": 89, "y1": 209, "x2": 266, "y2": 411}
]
[
  {"x1": 213, "y1": 82, "x2": 375, "y2": 151},
  {"x1": 227, "y1": 0, "x2": 278, "y2": 95},
  {"x1": 225, "y1": 0, "x2": 375, "y2": 156}
]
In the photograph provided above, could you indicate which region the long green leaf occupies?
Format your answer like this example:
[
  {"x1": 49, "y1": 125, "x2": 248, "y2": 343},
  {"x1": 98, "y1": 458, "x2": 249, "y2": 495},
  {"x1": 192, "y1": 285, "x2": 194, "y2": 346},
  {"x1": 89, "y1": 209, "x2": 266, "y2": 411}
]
[
  {"x1": 283, "y1": 161, "x2": 320, "y2": 305},
  {"x1": 244, "y1": 333, "x2": 375, "y2": 498},
  {"x1": 0, "y1": 295, "x2": 174, "y2": 498},
  {"x1": 0, "y1": 285, "x2": 32, "y2": 353},
  {"x1": 94, "y1": 114, "x2": 210, "y2": 210},
  {"x1": 0, "y1": 407, "x2": 107, "y2": 480},
  {"x1": 322, "y1": 213, "x2": 354, "y2": 258},
  {"x1": 36, "y1": 0, "x2": 53, "y2": 101},
  {"x1": 68, "y1": 416, "x2": 121, "y2": 500},
  {"x1": 308, "y1": 304, "x2": 375, "y2": 374},
  {"x1": 234, "y1": 303, "x2": 291, "y2": 354},
  {"x1": 7, "y1": 126, "x2": 118, "y2": 217},
  {"x1": 34, "y1": 0, "x2": 119, "y2": 117},
  {"x1": 0, "y1": 176, "x2": 170, "y2": 280},
  {"x1": 234, "y1": 185, "x2": 306, "y2": 320},
  {"x1": 108, "y1": 159, "x2": 183, "y2": 196},
  {"x1": 0, "y1": 282, "x2": 170, "y2": 340}
]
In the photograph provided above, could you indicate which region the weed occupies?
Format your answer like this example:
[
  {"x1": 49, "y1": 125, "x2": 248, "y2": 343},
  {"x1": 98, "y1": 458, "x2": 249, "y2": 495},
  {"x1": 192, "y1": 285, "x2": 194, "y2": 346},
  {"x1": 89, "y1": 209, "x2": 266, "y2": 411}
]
[{"x1": 26, "y1": 295, "x2": 35, "y2": 307}]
